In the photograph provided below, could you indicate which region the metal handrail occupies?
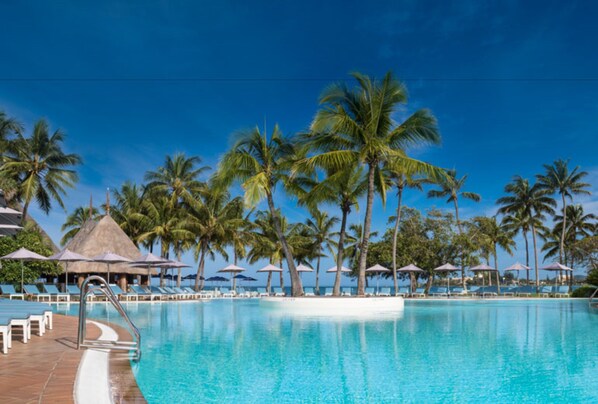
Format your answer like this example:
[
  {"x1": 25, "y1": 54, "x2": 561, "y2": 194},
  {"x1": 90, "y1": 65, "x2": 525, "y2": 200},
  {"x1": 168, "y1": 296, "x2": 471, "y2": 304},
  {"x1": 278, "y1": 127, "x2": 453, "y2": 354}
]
[
  {"x1": 590, "y1": 287, "x2": 598, "y2": 310},
  {"x1": 77, "y1": 275, "x2": 141, "y2": 361}
]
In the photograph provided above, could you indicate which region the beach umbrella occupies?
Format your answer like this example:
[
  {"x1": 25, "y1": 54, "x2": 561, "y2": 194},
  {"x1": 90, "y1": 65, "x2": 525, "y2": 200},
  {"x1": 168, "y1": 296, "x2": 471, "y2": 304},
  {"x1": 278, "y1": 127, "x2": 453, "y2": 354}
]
[
  {"x1": 92, "y1": 252, "x2": 131, "y2": 283},
  {"x1": 504, "y1": 262, "x2": 530, "y2": 284},
  {"x1": 218, "y1": 264, "x2": 245, "y2": 290},
  {"x1": 398, "y1": 264, "x2": 425, "y2": 293},
  {"x1": 325, "y1": 265, "x2": 352, "y2": 273},
  {"x1": 206, "y1": 276, "x2": 229, "y2": 288},
  {"x1": 434, "y1": 263, "x2": 460, "y2": 297},
  {"x1": 129, "y1": 253, "x2": 171, "y2": 285},
  {"x1": 257, "y1": 264, "x2": 283, "y2": 293},
  {"x1": 0, "y1": 247, "x2": 48, "y2": 292},
  {"x1": 295, "y1": 264, "x2": 313, "y2": 282},
  {"x1": 366, "y1": 264, "x2": 390, "y2": 293},
  {"x1": 541, "y1": 262, "x2": 573, "y2": 287},
  {"x1": 471, "y1": 264, "x2": 500, "y2": 294},
  {"x1": 47, "y1": 249, "x2": 91, "y2": 292},
  {"x1": 161, "y1": 260, "x2": 191, "y2": 286},
  {"x1": 0, "y1": 205, "x2": 23, "y2": 236}
]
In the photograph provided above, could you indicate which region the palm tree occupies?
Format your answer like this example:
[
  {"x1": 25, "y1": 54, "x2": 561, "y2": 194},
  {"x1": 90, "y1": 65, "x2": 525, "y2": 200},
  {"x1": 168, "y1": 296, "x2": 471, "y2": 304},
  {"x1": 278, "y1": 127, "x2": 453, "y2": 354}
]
[
  {"x1": 305, "y1": 71, "x2": 441, "y2": 295},
  {"x1": 536, "y1": 159, "x2": 590, "y2": 270},
  {"x1": 110, "y1": 182, "x2": 148, "y2": 247},
  {"x1": 427, "y1": 169, "x2": 480, "y2": 286},
  {"x1": 1, "y1": 119, "x2": 81, "y2": 223},
  {"x1": 0, "y1": 111, "x2": 22, "y2": 153},
  {"x1": 138, "y1": 194, "x2": 193, "y2": 286},
  {"x1": 145, "y1": 153, "x2": 209, "y2": 207},
  {"x1": 501, "y1": 209, "x2": 545, "y2": 283},
  {"x1": 297, "y1": 166, "x2": 367, "y2": 295},
  {"x1": 61, "y1": 206, "x2": 101, "y2": 246},
  {"x1": 304, "y1": 210, "x2": 339, "y2": 294},
  {"x1": 497, "y1": 176, "x2": 556, "y2": 290},
  {"x1": 469, "y1": 216, "x2": 516, "y2": 270},
  {"x1": 385, "y1": 159, "x2": 431, "y2": 294},
  {"x1": 216, "y1": 125, "x2": 304, "y2": 296},
  {"x1": 188, "y1": 187, "x2": 244, "y2": 291}
]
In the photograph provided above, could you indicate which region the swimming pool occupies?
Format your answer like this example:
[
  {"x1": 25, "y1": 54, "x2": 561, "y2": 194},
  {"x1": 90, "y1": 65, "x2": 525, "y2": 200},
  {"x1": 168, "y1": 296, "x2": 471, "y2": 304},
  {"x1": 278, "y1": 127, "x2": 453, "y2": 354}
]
[{"x1": 56, "y1": 299, "x2": 597, "y2": 403}]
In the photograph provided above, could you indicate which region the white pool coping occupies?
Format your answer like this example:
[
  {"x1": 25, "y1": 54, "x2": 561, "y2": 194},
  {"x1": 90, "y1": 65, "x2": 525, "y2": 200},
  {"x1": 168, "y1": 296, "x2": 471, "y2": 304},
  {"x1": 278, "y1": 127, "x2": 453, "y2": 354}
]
[
  {"x1": 74, "y1": 320, "x2": 117, "y2": 404},
  {"x1": 260, "y1": 296, "x2": 405, "y2": 316}
]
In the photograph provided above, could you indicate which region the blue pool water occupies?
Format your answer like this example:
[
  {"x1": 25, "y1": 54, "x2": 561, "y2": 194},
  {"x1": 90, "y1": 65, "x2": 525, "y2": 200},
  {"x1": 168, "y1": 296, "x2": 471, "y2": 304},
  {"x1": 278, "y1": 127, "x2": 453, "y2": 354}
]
[{"x1": 55, "y1": 299, "x2": 597, "y2": 403}]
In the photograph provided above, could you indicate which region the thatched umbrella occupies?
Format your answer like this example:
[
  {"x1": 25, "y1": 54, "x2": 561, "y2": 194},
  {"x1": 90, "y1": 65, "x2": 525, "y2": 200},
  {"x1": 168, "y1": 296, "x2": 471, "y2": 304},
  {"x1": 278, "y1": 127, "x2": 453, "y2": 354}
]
[
  {"x1": 47, "y1": 249, "x2": 91, "y2": 291},
  {"x1": 218, "y1": 264, "x2": 245, "y2": 291},
  {"x1": 504, "y1": 262, "x2": 531, "y2": 285},
  {"x1": 434, "y1": 263, "x2": 460, "y2": 297},
  {"x1": 257, "y1": 264, "x2": 283, "y2": 293},
  {"x1": 325, "y1": 265, "x2": 352, "y2": 273},
  {"x1": 129, "y1": 253, "x2": 171, "y2": 286},
  {"x1": 541, "y1": 262, "x2": 573, "y2": 288},
  {"x1": 92, "y1": 252, "x2": 131, "y2": 283},
  {"x1": 366, "y1": 264, "x2": 390, "y2": 293},
  {"x1": 398, "y1": 264, "x2": 425, "y2": 293},
  {"x1": 0, "y1": 247, "x2": 48, "y2": 292}
]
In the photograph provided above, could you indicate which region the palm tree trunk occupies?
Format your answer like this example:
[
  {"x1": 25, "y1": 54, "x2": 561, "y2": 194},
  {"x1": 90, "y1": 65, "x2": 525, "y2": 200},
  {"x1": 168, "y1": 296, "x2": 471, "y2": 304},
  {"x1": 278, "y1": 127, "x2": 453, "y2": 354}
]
[
  {"x1": 266, "y1": 271, "x2": 272, "y2": 294},
  {"x1": 21, "y1": 201, "x2": 30, "y2": 226},
  {"x1": 176, "y1": 250, "x2": 182, "y2": 288},
  {"x1": 392, "y1": 187, "x2": 404, "y2": 296},
  {"x1": 333, "y1": 207, "x2": 349, "y2": 296},
  {"x1": 494, "y1": 248, "x2": 500, "y2": 293},
  {"x1": 531, "y1": 223, "x2": 540, "y2": 293},
  {"x1": 160, "y1": 242, "x2": 168, "y2": 287},
  {"x1": 279, "y1": 259, "x2": 284, "y2": 291},
  {"x1": 266, "y1": 192, "x2": 302, "y2": 296},
  {"x1": 315, "y1": 255, "x2": 321, "y2": 295},
  {"x1": 453, "y1": 197, "x2": 465, "y2": 288},
  {"x1": 194, "y1": 243, "x2": 206, "y2": 291},
  {"x1": 559, "y1": 193, "x2": 566, "y2": 264},
  {"x1": 523, "y1": 229, "x2": 530, "y2": 283},
  {"x1": 357, "y1": 163, "x2": 376, "y2": 296}
]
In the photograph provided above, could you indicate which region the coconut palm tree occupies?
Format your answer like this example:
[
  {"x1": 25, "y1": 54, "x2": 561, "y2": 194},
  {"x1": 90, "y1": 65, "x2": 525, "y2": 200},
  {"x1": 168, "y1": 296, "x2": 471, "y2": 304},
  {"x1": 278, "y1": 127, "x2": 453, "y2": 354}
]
[
  {"x1": 469, "y1": 216, "x2": 516, "y2": 271},
  {"x1": 188, "y1": 187, "x2": 244, "y2": 291},
  {"x1": 427, "y1": 169, "x2": 480, "y2": 286},
  {"x1": 0, "y1": 119, "x2": 81, "y2": 223},
  {"x1": 145, "y1": 153, "x2": 209, "y2": 207},
  {"x1": 0, "y1": 111, "x2": 22, "y2": 153},
  {"x1": 296, "y1": 166, "x2": 367, "y2": 295},
  {"x1": 536, "y1": 159, "x2": 590, "y2": 269},
  {"x1": 216, "y1": 125, "x2": 304, "y2": 296},
  {"x1": 303, "y1": 210, "x2": 339, "y2": 294},
  {"x1": 61, "y1": 206, "x2": 101, "y2": 246},
  {"x1": 497, "y1": 176, "x2": 556, "y2": 290},
  {"x1": 305, "y1": 71, "x2": 441, "y2": 295},
  {"x1": 110, "y1": 182, "x2": 148, "y2": 247}
]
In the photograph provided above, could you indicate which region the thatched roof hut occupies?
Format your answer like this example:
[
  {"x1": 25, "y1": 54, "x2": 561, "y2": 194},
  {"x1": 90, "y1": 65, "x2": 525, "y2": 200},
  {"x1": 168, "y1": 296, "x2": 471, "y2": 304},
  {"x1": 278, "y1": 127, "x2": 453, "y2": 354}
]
[{"x1": 65, "y1": 215, "x2": 153, "y2": 275}]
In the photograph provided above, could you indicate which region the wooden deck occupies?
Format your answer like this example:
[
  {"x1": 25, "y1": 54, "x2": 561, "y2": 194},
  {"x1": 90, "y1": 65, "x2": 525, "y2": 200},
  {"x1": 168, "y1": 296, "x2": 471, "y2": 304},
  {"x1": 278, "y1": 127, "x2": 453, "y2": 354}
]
[{"x1": 0, "y1": 314, "x2": 145, "y2": 403}]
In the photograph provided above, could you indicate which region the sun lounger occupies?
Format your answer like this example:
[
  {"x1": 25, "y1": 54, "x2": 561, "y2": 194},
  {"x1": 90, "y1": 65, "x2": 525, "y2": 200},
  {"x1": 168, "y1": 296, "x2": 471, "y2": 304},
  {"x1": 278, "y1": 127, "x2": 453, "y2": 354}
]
[
  {"x1": 220, "y1": 287, "x2": 235, "y2": 298},
  {"x1": 538, "y1": 286, "x2": 552, "y2": 298},
  {"x1": 515, "y1": 285, "x2": 534, "y2": 297},
  {"x1": 304, "y1": 287, "x2": 315, "y2": 296},
  {"x1": 341, "y1": 287, "x2": 353, "y2": 296},
  {"x1": 365, "y1": 287, "x2": 375, "y2": 297},
  {"x1": 411, "y1": 287, "x2": 426, "y2": 297},
  {"x1": 377, "y1": 287, "x2": 391, "y2": 296},
  {"x1": 23, "y1": 284, "x2": 51, "y2": 302},
  {"x1": 396, "y1": 287, "x2": 409, "y2": 297},
  {"x1": 180, "y1": 287, "x2": 200, "y2": 299},
  {"x1": 42, "y1": 284, "x2": 70, "y2": 302},
  {"x1": 553, "y1": 286, "x2": 570, "y2": 297},
  {"x1": 500, "y1": 287, "x2": 517, "y2": 297},
  {"x1": 257, "y1": 288, "x2": 269, "y2": 297},
  {"x1": 130, "y1": 285, "x2": 159, "y2": 301},
  {"x1": 273, "y1": 287, "x2": 285, "y2": 297},
  {"x1": 0, "y1": 284, "x2": 25, "y2": 300},
  {"x1": 172, "y1": 287, "x2": 192, "y2": 299},
  {"x1": 324, "y1": 288, "x2": 333, "y2": 296},
  {"x1": 481, "y1": 286, "x2": 498, "y2": 297},
  {"x1": 109, "y1": 284, "x2": 139, "y2": 301},
  {"x1": 162, "y1": 286, "x2": 184, "y2": 299},
  {"x1": 429, "y1": 286, "x2": 448, "y2": 297},
  {"x1": 0, "y1": 315, "x2": 12, "y2": 354},
  {"x1": 450, "y1": 287, "x2": 466, "y2": 296}
]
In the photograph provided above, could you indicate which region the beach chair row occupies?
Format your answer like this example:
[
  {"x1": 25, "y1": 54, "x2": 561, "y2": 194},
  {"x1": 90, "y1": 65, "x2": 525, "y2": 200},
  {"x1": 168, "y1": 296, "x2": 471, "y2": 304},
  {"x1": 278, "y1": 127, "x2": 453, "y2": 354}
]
[
  {"x1": 0, "y1": 299, "x2": 53, "y2": 355},
  {"x1": 403, "y1": 285, "x2": 572, "y2": 298}
]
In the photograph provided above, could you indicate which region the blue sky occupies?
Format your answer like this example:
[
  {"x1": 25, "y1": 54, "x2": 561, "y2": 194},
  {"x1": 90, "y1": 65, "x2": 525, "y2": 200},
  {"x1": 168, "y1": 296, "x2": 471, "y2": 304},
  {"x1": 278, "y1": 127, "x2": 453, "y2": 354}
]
[{"x1": 1, "y1": 1, "x2": 597, "y2": 285}]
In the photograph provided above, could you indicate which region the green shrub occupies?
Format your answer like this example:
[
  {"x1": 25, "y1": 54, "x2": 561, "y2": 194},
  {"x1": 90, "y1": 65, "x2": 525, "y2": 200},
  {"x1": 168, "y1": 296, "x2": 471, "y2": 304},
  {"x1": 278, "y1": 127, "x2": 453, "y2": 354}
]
[
  {"x1": 586, "y1": 268, "x2": 598, "y2": 286},
  {"x1": 571, "y1": 285, "x2": 597, "y2": 298}
]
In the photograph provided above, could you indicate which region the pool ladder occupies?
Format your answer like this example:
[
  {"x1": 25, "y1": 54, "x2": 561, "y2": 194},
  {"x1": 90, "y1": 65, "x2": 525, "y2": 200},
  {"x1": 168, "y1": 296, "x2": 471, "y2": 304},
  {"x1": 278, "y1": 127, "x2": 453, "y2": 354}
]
[
  {"x1": 590, "y1": 287, "x2": 598, "y2": 310},
  {"x1": 77, "y1": 275, "x2": 142, "y2": 361}
]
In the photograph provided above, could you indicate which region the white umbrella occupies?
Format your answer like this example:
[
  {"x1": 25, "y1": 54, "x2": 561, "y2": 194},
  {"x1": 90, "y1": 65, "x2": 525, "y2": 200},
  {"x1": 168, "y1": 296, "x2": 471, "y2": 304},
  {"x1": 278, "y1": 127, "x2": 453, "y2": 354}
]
[
  {"x1": 129, "y1": 253, "x2": 170, "y2": 286},
  {"x1": 326, "y1": 265, "x2": 352, "y2": 273},
  {"x1": 0, "y1": 247, "x2": 48, "y2": 292},
  {"x1": 504, "y1": 262, "x2": 531, "y2": 284},
  {"x1": 398, "y1": 264, "x2": 425, "y2": 293},
  {"x1": 92, "y1": 252, "x2": 131, "y2": 283},
  {"x1": 257, "y1": 264, "x2": 283, "y2": 293},
  {"x1": 296, "y1": 264, "x2": 314, "y2": 272},
  {"x1": 541, "y1": 262, "x2": 573, "y2": 287},
  {"x1": 218, "y1": 264, "x2": 245, "y2": 290},
  {"x1": 47, "y1": 249, "x2": 91, "y2": 292},
  {"x1": 434, "y1": 263, "x2": 460, "y2": 297},
  {"x1": 366, "y1": 264, "x2": 390, "y2": 293}
]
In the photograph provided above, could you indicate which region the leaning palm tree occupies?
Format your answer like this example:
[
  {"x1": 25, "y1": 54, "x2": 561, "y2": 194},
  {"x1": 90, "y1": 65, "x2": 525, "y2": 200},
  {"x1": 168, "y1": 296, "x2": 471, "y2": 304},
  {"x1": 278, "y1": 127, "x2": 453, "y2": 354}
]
[
  {"x1": 537, "y1": 160, "x2": 590, "y2": 270},
  {"x1": 61, "y1": 206, "x2": 101, "y2": 246},
  {"x1": 469, "y1": 216, "x2": 516, "y2": 271},
  {"x1": 501, "y1": 209, "x2": 545, "y2": 282},
  {"x1": 385, "y1": 158, "x2": 434, "y2": 294},
  {"x1": 304, "y1": 210, "x2": 339, "y2": 294},
  {"x1": 304, "y1": 71, "x2": 441, "y2": 295},
  {"x1": 145, "y1": 153, "x2": 209, "y2": 208},
  {"x1": 497, "y1": 176, "x2": 556, "y2": 290},
  {"x1": 216, "y1": 125, "x2": 304, "y2": 296},
  {"x1": 427, "y1": 169, "x2": 480, "y2": 286},
  {"x1": 110, "y1": 182, "x2": 148, "y2": 247},
  {"x1": 0, "y1": 119, "x2": 81, "y2": 223}
]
